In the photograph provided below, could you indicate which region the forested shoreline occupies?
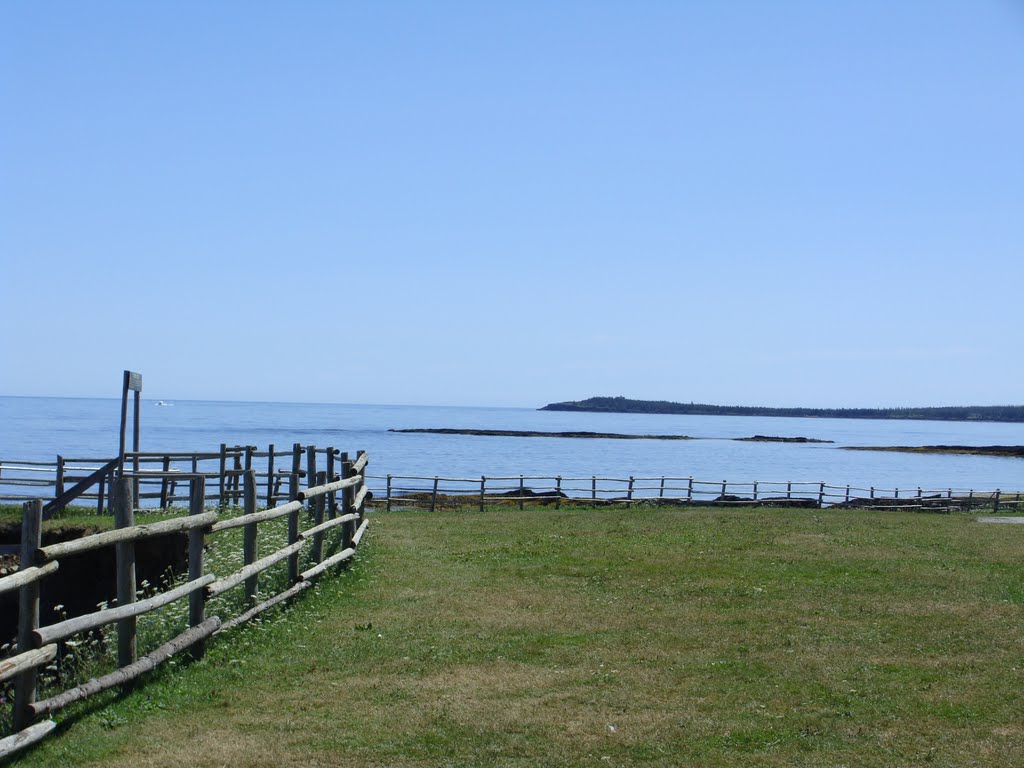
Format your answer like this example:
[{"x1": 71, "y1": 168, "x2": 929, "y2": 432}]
[{"x1": 540, "y1": 396, "x2": 1024, "y2": 423}]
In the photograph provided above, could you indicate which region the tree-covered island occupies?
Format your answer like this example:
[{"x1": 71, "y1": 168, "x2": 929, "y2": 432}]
[{"x1": 540, "y1": 396, "x2": 1024, "y2": 423}]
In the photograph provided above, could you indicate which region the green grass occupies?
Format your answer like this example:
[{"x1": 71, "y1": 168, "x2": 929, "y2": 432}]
[
  {"x1": 9, "y1": 505, "x2": 1024, "y2": 767},
  {"x1": 0, "y1": 504, "x2": 181, "y2": 534}
]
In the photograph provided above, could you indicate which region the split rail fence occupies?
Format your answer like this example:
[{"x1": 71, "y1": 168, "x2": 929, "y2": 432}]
[
  {"x1": 0, "y1": 443, "x2": 353, "y2": 518},
  {"x1": 374, "y1": 474, "x2": 1022, "y2": 513},
  {"x1": 0, "y1": 450, "x2": 369, "y2": 761}
]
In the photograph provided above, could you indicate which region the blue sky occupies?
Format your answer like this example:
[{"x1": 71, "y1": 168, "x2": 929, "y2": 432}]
[{"x1": 2, "y1": 1, "x2": 1022, "y2": 408}]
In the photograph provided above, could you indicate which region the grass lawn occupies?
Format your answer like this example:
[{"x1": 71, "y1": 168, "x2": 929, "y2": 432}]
[{"x1": 11, "y1": 505, "x2": 1024, "y2": 767}]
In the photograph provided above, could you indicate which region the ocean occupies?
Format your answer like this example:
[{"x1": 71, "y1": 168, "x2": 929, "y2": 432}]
[{"x1": 1, "y1": 396, "x2": 1021, "y2": 495}]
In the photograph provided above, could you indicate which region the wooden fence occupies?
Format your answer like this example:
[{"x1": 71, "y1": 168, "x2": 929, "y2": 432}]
[
  {"x1": 372, "y1": 473, "x2": 1022, "y2": 513},
  {"x1": 0, "y1": 450, "x2": 369, "y2": 760},
  {"x1": 0, "y1": 443, "x2": 353, "y2": 517}
]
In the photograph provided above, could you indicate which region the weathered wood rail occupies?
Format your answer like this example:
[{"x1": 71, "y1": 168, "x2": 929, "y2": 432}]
[
  {"x1": 0, "y1": 443, "x2": 352, "y2": 519},
  {"x1": 372, "y1": 474, "x2": 1022, "y2": 513},
  {"x1": 0, "y1": 451, "x2": 369, "y2": 760}
]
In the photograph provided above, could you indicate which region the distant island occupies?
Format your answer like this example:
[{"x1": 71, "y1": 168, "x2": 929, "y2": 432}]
[
  {"x1": 390, "y1": 428, "x2": 694, "y2": 440},
  {"x1": 540, "y1": 396, "x2": 1024, "y2": 423},
  {"x1": 844, "y1": 445, "x2": 1024, "y2": 458},
  {"x1": 391, "y1": 429, "x2": 833, "y2": 443}
]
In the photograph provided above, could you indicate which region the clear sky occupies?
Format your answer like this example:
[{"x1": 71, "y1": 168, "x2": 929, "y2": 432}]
[{"x1": 2, "y1": 1, "x2": 1022, "y2": 408}]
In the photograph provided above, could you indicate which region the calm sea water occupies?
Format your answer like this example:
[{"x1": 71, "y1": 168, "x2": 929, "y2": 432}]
[{"x1": 1, "y1": 396, "x2": 1022, "y2": 492}]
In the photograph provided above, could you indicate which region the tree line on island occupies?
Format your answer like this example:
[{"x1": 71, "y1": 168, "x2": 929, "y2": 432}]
[{"x1": 539, "y1": 396, "x2": 1024, "y2": 423}]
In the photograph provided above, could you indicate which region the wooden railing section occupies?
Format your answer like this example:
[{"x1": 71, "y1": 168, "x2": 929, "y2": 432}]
[
  {"x1": 0, "y1": 443, "x2": 355, "y2": 514},
  {"x1": 0, "y1": 451, "x2": 369, "y2": 760},
  {"x1": 373, "y1": 474, "x2": 1021, "y2": 513}
]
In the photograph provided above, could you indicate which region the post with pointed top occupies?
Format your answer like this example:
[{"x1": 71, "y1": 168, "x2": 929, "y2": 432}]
[{"x1": 479, "y1": 476, "x2": 486, "y2": 513}]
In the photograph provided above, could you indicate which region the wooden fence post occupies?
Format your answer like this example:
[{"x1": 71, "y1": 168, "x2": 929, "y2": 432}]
[
  {"x1": 232, "y1": 449, "x2": 243, "y2": 506},
  {"x1": 113, "y1": 477, "x2": 137, "y2": 670},
  {"x1": 786, "y1": 482, "x2": 792, "y2": 499},
  {"x1": 627, "y1": 476, "x2": 635, "y2": 502},
  {"x1": 430, "y1": 477, "x2": 439, "y2": 514},
  {"x1": 305, "y1": 445, "x2": 317, "y2": 501},
  {"x1": 479, "y1": 476, "x2": 486, "y2": 513},
  {"x1": 721, "y1": 480, "x2": 727, "y2": 499},
  {"x1": 993, "y1": 489, "x2": 1001, "y2": 513},
  {"x1": 291, "y1": 443, "x2": 302, "y2": 489},
  {"x1": 592, "y1": 476, "x2": 597, "y2": 501},
  {"x1": 340, "y1": 454, "x2": 354, "y2": 548},
  {"x1": 218, "y1": 444, "x2": 227, "y2": 506},
  {"x1": 519, "y1": 476, "x2": 525, "y2": 511},
  {"x1": 288, "y1": 472, "x2": 300, "y2": 584},
  {"x1": 312, "y1": 471, "x2": 326, "y2": 564},
  {"x1": 13, "y1": 500, "x2": 43, "y2": 731},
  {"x1": 266, "y1": 444, "x2": 276, "y2": 507},
  {"x1": 189, "y1": 475, "x2": 207, "y2": 660},
  {"x1": 818, "y1": 482, "x2": 825, "y2": 507},
  {"x1": 352, "y1": 452, "x2": 368, "y2": 544},
  {"x1": 687, "y1": 477, "x2": 693, "y2": 503},
  {"x1": 752, "y1": 481, "x2": 758, "y2": 501},
  {"x1": 355, "y1": 452, "x2": 368, "y2": 519},
  {"x1": 326, "y1": 448, "x2": 337, "y2": 520},
  {"x1": 845, "y1": 485, "x2": 851, "y2": 503},
  {"x1": 659, "y1": 477, "x2": 666, "y2": 499},
  {"x1": 55, "y1": 455, "x2": 65, "y2": 501},
  {"x1": 555, "y1": 476, "x2": 562, "y2": 510},
  {"x1": 243, "y1": 469, "x2": 258, "y2": 607},
  {"x1": 159, "y1": 455, "x2": 171, "y2": 509},
  {"x1": 96, "y1": 470, "x2": 106, "y2": 515},
  {"x1": 386, "y1": 475, "x2": 393, "y2": 513}
]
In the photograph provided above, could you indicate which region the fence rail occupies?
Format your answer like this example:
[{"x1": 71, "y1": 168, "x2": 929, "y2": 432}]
[
  {"x1": 369, "y1": 473, "x2": 1022, "y2": 514},
  {"x1": 0, "y1": 450, "x2": 370, "y2": 760}
]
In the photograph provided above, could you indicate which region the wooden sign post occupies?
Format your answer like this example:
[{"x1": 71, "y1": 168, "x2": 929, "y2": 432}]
[{"x1": 117, "y1": 371, "x2": 142, "y2": 493}]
